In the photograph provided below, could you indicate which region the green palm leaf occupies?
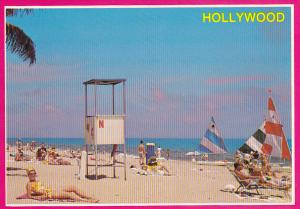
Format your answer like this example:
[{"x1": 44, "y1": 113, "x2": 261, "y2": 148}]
[
  {"x1": 6, "y1": 22, "x2": 36, "y2": 65},
  {"x1": 6, "y1": 9, "x2": 33, "y2": 17}
]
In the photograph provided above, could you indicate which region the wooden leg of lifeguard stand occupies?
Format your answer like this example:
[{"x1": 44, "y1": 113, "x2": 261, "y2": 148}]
[
  {"x1": 124, "y1": 145, "x2": 127, "y2": 181},
  {"x1": 113, "y1": 161, "x2": 116, "y2": 178},
  {"x1": 86, "y1": 144, "x2": 88, "y2": 177},
  {"x1": 95, "y1": 144, "x2": 98, "y2": 180}
]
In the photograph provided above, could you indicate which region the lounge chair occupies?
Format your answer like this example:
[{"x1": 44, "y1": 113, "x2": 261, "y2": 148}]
[
  {"x1": 229, "y1": 170, "x2": 290, "y2": 198},
  {"x1": 229, "y1": 170, "x2": 262, "y2": 195}
]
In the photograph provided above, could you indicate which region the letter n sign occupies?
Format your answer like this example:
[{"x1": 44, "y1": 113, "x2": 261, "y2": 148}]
[{"x1": 99, "y1": 120, "x2": 104, "y2": 128}]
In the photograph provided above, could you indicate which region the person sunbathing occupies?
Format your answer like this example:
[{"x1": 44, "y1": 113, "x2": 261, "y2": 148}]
[
  {"x1": 143, "y1": 157, "x2": 171, "y2": 175},
  {"x1": 26, "y1": 168, "x2": 99, "y2": 202},
  {"x1": 36, "y1": 148, "x2": 45, "y2": 161},
  {"x1": 30, "y1": 141, "x2": 36, "y2": 152},
  {"x1": 48, "y1": 152, "x2": 71, "y2": 165},
  {"x1": 249, "y1": 160, "x2": 264, "y2": 177},
  {"x1": 15, "y1": 149, "x2": 24, "y2": 161},
  {"x1": 234, "y1": 162, "x2": 291, "y2": 190},
  {"x1": 259, "y1": 154, "x2": 280, "y2": 177},
  {"x1": 263, "y1": 164, "x2": 280, "y2": 177}
]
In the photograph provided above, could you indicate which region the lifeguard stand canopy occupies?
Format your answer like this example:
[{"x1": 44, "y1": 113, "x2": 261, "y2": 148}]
[
  {"x1": 83, "y1": 79, "x2": 125, "y2": 85},
  {"x1": 83, "y1": 79, "x2": 127, "y2": 180}
]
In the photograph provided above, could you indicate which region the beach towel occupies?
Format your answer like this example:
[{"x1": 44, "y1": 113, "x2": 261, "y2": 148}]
[
  {"x1": 16, "y1": 194, "x2": 30, "y2": 199},
  {"x1": 16, "y1": 193, "x2": 75, "y2": 202},
  {"x1": 224, "y1": 184, "x2": 236, "y2": 192}
]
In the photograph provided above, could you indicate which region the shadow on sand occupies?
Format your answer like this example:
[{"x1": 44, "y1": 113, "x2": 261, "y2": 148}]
[
  {"x1": 85, "y1": 174, "x2": 119, "y2": 180},
  {"x1": 7, "y1": 167, "x2": 26, "y2": 172},
  {"x1": 220, "y1": 189, "x2": 284, "y2": 199},
  {"x1": 6, "y1": 167, "x2": 27, "y2": 177}
]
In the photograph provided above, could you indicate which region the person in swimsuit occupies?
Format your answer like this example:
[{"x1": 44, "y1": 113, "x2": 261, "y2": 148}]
[
  {"x1": 137, "y1": 140, "x2": 145, "y2": 165},
  {"x1": 111, "y1": 144, "x2": 118, "y2": 164},
  {"x1": 145, "y1": 157, "x2": 171, "y2": 175},
  {"x1": 156, "y1": 146, "x2": 161, "y2": 158},
  {"x1": 15, "y1": 148, "x2": 24, "y2": 161},
  {"x1": 48, "y1": 152, "x2": 71, "y2": 165},
  {"x1": 234, "y1": 162, "x2": 291, "y2": 190},
  {"x1": 26, "y1": 168, "x2": 99, "y2": 202},
  {"x1": 166, "y1": 149, "x2": 170, "y2": 160}
]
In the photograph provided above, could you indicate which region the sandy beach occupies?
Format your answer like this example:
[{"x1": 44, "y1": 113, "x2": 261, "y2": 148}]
[{"x1": 6, "y1": 146, "x2": 292, "y2": 205}]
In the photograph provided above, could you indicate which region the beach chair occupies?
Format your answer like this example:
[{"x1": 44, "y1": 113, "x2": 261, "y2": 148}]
[
  {"x1": 229, "y1": 170, "x2": 290, "y2": 198},
  {"x1": 230, "y1": 170, "x2": 263, "y2": 195}
]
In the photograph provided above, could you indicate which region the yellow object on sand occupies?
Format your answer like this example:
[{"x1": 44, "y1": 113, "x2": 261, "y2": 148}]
[
  {"x1": 45, "y1": 188, "x2": 52, "y2": 198},
  {"x1": 31, "y1": 182, "x2": 52, "y2": 198},
  {"x1": 147, "y1": 163, "x2": 160, "y2": 172}
]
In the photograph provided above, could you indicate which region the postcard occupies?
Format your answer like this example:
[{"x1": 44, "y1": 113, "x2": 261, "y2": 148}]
[{"x1": 3, "y1": 2, "x2": 298, "y2": 208}]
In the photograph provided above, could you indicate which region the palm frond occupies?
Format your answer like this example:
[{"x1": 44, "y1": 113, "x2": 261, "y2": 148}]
[
  {"x1": 6, "y1": 22, "x2": 36, "y2": 65},
  {"x1": 6, "y1": 9, "x2": 33, "y2": 17}
]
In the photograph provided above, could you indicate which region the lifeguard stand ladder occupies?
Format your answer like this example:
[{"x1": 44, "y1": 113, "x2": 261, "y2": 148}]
[{"x1": 83, "y1": 79, "x2": 127, "y2": 180}]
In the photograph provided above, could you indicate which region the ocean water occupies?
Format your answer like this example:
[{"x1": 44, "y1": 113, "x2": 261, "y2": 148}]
[{"x1": 7, "y1": 137, "x2": 292, "y2": 154}]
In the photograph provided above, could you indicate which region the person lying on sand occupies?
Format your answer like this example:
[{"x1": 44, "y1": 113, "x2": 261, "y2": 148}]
[
  {"x1": 25, "y1": 168, "x2": 99, "y2": 202},
  {"x1": 15, "y1": 148, "x2": 32, "y2": 161},
  {"x1": 48, "y1": 151, "x2": 71, "y2": 165},
  {"x1": 142, "y1": 157, "x2": 171, "y2": 176},
  {"x1": 234, "y1": 162, "x2": 291, "y2": 190},
  {"x1": 141, "y1": 164, "x2": 171, "y2": 176},
  {"x1": 61, "y1": 150, "x2": 75, "y2": 158},
  {"x1": 48, "y1": 156, "x2": 71, "y2": 165}
]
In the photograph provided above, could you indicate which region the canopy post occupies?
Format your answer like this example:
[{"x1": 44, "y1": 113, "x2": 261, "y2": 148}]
[
  {"x1": 94, "y1": 84, "x2": 98, "y2": 180},
  {"x1": 84, "y1": 85, "x2": 88, "y2": 177},
  {"x1": 85, "y1": 144, "x2": 88, "y2": 177},
  {"x1": 112, "y1": 84, "x2": 116, "y2": 178},
  {"x1": 95, "y1": 144, "x2": 98, "y2": 179},
  {"x1": 112, "y1": 85, "x2": 115, "y2": 115},
  {"x1": 94, "y1": 83, "x2": 97, "y2": 116},
  {"x1": 123, "y1": 81, "x2": 127, "y2": 181}
]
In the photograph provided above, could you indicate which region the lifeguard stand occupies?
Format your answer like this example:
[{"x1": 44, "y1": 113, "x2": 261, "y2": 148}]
[{"x1": 83, "y1": 79, "x2": 127, "y2": 180}]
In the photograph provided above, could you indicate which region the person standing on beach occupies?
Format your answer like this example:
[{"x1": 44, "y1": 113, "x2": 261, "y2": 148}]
[
  {"x1": 111, "y1": 144, "x2": 118, "y2": 164},
  {"x1": 166, "y1": 149, "x2": 170, "y2": 160},
  {"x1": 138, "y1": 140, "x2": 145, "y2": 165},
  {"x1": 156, "y1": 146, "x2": 161, "y2": 158},
  {"x1": 16, "y1": 139, "x2": 22, "y2": 150}
]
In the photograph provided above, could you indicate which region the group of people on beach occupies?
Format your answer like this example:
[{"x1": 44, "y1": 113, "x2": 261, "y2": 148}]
[
  {"x1": 11, "y1": 140, "x2": 79, "y2": 165},
  {"x1": 137, "y1": 140, "x2": 169, "y2": 165},
  {"x1": 233, "y1": 150, "x2": 291, "y2": 190},
  {"x1": 135, "y1": 140, "x2": 171, "y2": 176},
  {"x1": 8, "y1": 140, "x2": 99, "y2": 202}
]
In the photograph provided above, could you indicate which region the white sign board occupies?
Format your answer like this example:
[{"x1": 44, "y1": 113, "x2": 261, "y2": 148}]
[{"x1": 84, "y1": 115, "x2": 125, "y2": 145}]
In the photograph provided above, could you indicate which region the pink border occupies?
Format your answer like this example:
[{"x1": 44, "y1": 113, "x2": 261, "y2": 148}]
[{"x1": 1, "y1": 0, "x2": 299, "y2": 208}]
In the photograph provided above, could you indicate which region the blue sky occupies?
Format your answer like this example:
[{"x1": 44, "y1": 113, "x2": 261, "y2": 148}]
[{"x1": 6, "y1": 7, "x2": 292, "y2": 138}]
